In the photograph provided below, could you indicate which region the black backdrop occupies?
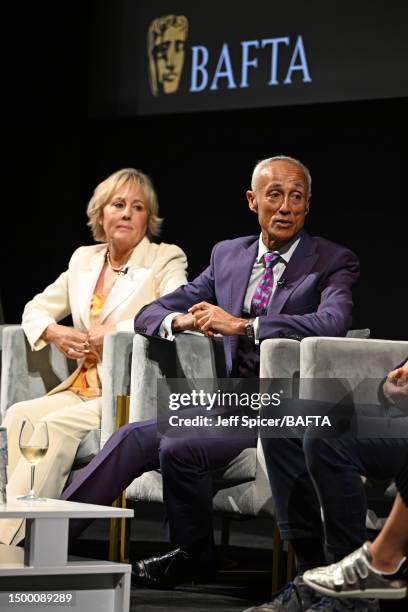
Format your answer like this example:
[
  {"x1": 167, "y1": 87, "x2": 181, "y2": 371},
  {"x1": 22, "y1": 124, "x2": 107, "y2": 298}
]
[{"x1": 2, "y1": 4, "x2": 407, "y2": 340}]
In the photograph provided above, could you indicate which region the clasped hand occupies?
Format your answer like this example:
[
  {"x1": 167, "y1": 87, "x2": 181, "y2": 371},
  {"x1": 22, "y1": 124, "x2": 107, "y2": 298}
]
[
  {"x1": 172, "y1": 302, "x2": 246, "y2": 337},
  {"x1": 42, "y1": 323, "x2": 115, "y2": 359}
]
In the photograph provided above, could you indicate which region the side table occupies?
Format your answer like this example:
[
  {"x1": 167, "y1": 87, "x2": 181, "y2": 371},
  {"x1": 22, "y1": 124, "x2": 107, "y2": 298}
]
[{"x1": 0, "y1": 497, "x2": 134, "y2": 612}]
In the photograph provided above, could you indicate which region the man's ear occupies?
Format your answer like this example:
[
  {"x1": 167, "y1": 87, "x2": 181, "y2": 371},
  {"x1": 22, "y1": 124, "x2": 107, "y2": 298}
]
[
  {"x1": 305, "y1": 197, "x2": 311, "y2": 215},
  {"x1": 246, "y1": 190, "x2": 258, "y2": 213}
]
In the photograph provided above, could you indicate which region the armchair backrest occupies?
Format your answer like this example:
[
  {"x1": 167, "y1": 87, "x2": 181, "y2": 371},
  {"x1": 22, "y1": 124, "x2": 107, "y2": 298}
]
[
  {"x1": 299, "y1": 337, "x2": 408, "y2": 405},
  {"x1": 129, "y1": 333, "x2": 225, "y2": 424}
]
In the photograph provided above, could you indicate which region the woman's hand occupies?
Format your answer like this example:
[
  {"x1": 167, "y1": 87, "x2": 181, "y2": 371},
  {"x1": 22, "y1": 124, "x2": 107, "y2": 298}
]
[
  {"x1": 41, "y1": 323, "x2": 89, "y2": 359},
  {"x1": 87, "y1": 323, "x2": 116, "y2": 351}
]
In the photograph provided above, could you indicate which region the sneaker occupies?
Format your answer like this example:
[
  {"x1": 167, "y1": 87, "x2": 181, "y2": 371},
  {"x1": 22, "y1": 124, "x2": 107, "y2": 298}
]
[
  {"x1": 243, "y1": 576, "x2": 320, "y2": 611},
  {"x1": 303, "y1": 542, "x2": 407, "y2": 600},
  {"x1": 306, "y1": 595, "x2": 380, "y2": 611}
]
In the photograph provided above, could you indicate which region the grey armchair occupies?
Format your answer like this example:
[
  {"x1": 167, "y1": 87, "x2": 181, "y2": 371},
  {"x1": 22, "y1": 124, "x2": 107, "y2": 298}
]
[
  {"x1": 0, "y1": 326, "x2": 134, "y2": 476},
  {"x1": 121, "y1": 333, "x2": 301, "y2": 586},
  {"x1": 298, "y1": 335, "x2": 408, "y2": 526},
  {"x1": 126, "y1": 334, "x2": 300, "y2": 512}
]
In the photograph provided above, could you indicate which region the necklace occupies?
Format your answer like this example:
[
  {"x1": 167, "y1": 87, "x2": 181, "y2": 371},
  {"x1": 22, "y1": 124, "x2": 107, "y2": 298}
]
[{"x1": 106, "y1": 249, "x2": 127, "y2": 275}]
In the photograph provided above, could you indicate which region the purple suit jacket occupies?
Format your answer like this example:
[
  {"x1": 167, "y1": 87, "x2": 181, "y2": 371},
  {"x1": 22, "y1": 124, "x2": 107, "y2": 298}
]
[{"x1": 134, "y1": 231, "x2": 360, "y2": 375}]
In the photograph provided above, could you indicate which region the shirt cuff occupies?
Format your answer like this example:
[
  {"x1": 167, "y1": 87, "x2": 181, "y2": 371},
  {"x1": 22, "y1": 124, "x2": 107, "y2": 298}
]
[
  {"x1": 253, "y1": 317, "x2": 260, "y2": 345},
  {"x1": 159, "y1": 313, "x2": 182, "y2": 341}
]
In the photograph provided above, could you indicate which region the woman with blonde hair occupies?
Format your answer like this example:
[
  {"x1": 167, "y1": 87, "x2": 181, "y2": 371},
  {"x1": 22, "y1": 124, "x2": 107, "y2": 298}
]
[{"x1": 0, "y1": 168, "x2": 187, "y2": 544}]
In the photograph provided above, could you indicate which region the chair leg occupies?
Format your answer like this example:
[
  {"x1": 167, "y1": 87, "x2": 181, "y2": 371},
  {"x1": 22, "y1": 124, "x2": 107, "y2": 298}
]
[
  {"x1": 286, "y1": 541, "x2": 296, "y2": 582},
  {"x1": 109, "y1": 499, "x2": 119, "y2": 561},
  {"x1": 109, "y1": 395, "x2": 131, "y2": 562},
  {"x1": 119, "y1": 494, "x2": 131, "y2": 563}
]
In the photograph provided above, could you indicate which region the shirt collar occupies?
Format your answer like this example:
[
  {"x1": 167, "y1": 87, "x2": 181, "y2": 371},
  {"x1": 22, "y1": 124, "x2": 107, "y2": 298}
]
[{"x1": 256, "y1": 233, "x2": 302, "y2": 264}]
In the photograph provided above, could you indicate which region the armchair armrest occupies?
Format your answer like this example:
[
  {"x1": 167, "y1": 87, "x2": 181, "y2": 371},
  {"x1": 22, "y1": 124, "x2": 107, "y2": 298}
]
[
  {"x1": 100, "y1": 330, "x2": 134, "y2": 447},
  {"x1": 260, "y1": 338, "x2": 301, "y2": 378},
  {"x1": 1, "y1": 325, "x2": 74, "y2": 419},
  {"x1": 299, "y1": 337, "x2": 408, "y2": 403}
]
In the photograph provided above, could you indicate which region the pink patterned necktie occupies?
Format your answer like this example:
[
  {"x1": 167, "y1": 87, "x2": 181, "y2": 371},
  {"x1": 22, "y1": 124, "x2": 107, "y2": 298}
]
[{"x1": 250, "y1": 251, "x2": 281, "y2": 316}]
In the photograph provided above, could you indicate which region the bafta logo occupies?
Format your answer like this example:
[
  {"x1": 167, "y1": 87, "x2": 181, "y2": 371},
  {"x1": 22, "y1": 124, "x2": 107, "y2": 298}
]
[{"x1": 147, "y1": 15, "x2": 189, "y2": 96}]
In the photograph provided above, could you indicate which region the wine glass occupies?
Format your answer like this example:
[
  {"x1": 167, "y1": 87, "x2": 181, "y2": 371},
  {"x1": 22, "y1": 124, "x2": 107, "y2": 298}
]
[{"x1": 18, "y1": 420, "x2": 49, "y2": 501}]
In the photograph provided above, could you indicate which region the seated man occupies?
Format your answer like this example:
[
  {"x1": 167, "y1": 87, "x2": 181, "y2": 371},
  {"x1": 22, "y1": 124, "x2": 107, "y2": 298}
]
[
  {"x1": 249, "y1": 358, "x2": 408, "y2": 612},
  {"x1": 62, "y1": 155, "x2": 360, "y2": 588}
]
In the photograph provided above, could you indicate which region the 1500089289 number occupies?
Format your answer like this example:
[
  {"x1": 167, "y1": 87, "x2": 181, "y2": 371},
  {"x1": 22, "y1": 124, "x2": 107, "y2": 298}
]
[{"x1": 8, "y1": 592, "x2": 76, "y2": 605}]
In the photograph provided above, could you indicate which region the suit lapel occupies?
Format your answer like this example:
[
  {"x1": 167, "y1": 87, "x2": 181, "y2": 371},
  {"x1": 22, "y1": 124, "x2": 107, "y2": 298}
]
[
  {"x1": 99, "y1": 237, "x2": 151, "y2": 322},
  {"x1": 267, "y1": 231, "x2": 318, "y2": 315},
  {"x1": 78, "y1": 249, "x2": 106, "y2": 328},
  {"x1": 230, "y1": 239, "x2": 258, "y2": 316},
  {"x1": 228, "y1": 238, "x2": 258, "y2": 374}
]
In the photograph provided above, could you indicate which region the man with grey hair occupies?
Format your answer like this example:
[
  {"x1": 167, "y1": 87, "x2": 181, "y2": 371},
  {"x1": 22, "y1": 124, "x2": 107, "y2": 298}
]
[{"x1": 63, "y1": 155, "x2": 360, "y2": 592}]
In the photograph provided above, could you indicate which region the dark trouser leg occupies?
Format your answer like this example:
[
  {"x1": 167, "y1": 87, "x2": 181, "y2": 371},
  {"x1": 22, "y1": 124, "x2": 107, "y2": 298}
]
[
  {"x1": 261, "y1": 398, "x2": 332, "y2": 571},
  {"x1": 261, "y1": 435, "x2": 326, "y2": 572},
  {"x1": 62, "y1": 419, "x2": 160, "y2": 538},
  {"x1": 304, "y1": 433, "x2": 408, "y2": 561},
  {"x1": 159, "y1": 435, "x2": 256, "y2": 556},
  {"x1": 261, "y1": 398, "x2": 326, "y2": 540}
]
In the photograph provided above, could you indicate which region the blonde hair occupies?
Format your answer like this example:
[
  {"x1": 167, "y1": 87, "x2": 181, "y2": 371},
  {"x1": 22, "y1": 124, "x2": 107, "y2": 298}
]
[{"x1": 87, "y1": 168, "x2": 163, "y2": 242}]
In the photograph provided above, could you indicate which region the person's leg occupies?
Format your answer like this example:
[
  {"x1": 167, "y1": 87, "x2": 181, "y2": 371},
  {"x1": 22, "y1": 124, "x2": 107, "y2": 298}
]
[
  {"x1": 132, "y1": 434, "x2": 257, "y2": 589},
  {"x1": 159, "y1": 435, "x2": 256, "y2": 553},
  {"x1": 261, "y1": 397, "x2": 330, "y2": 575},
  {"x1": 262, "y1": 436, "x2": 326, "y2": 574},
  {"x1": 0, "y1": 391, "x2": 100, "y2": 545},
  {"x1": 303, "y1": 490, "x2": 408, "y2": 602},
  {"x1": 62, "y1": 418, "x2": 160, "y2": 539},
  {"x1": 369, "y1": 477, "x2": 408, "y2": 572},
  {"x1": 304, "y1": 434, "x2": 408, "y2": 562},
  {"x1": 2, "y1": 392, "x2": 84, "y2": 477}
]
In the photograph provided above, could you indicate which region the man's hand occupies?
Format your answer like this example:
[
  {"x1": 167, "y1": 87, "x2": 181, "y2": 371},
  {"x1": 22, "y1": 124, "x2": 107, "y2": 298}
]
[
  {"x1": 41, "y1": 323, "x2": 89, "y2": 360},
  {"x1": 383, "y1": 359, "x2": 408, "y2": 412},
  {"x1": 188, "y1": 302, "x2": 247, "y2": 337},
  {"x1": 171, "y1": 313, "x2": 198, "y2": 333}
]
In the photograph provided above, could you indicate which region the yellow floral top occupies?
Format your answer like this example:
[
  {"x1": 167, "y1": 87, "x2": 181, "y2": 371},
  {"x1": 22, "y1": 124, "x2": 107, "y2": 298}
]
[{"x1": 69, "y1": 293, "x2": 106, "y2": 398}]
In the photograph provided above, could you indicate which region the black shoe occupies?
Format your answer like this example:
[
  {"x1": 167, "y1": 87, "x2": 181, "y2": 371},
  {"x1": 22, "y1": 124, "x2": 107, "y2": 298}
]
[{"x1": 131, "y1": 547, "x2": 217, "y2": 589}]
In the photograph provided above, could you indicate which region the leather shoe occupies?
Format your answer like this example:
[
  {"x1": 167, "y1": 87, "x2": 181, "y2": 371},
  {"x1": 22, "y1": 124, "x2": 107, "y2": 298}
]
[{"x1": 131, "y1": 547, "x2": 217, "y2": 589}]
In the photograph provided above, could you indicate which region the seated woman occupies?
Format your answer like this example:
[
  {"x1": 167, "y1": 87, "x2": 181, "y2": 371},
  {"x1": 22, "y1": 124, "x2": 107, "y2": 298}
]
[{"x1": 0, "y1": 167, "x2": 187, "y2": 545}]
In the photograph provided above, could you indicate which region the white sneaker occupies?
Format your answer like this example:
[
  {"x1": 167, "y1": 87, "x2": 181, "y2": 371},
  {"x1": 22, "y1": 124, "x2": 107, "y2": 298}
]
[{"x1": 303, "y1": 542, "x2": 407, "y2": 600}]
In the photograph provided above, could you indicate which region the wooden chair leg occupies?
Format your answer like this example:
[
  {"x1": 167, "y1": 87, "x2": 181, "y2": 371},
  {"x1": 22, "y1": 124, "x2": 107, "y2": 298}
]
[
  {"x1": 286, "y1": 541, "x2": 296, "y2": 582},
  {"x1": 109, "y1": 499, "x2": 120, "y2": 561},
  {"x1": 109, "y1": 395, "x2": 130, "y2": 562}
]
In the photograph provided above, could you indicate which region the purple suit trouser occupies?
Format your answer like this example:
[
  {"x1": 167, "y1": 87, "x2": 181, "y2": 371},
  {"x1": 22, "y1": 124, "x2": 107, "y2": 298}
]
[{"x1": 62, "y1": 417, "x2": 256, "y2": 548}]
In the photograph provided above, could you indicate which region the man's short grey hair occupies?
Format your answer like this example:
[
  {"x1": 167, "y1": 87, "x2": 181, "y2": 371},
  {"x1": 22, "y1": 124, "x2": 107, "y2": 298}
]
[{"x1": 251, "y1": 155, "x2": 312, "y2": 198}]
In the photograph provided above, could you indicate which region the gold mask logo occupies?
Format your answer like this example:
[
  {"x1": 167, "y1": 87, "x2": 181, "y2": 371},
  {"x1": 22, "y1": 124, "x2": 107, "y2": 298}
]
[{"x1": 147, "y1": 15, "x2": 189, "y2": 96}]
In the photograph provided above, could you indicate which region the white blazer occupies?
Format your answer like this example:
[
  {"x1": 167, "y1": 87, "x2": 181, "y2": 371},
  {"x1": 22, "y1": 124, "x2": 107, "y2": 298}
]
[{"x1": 22, "y1": 237, "x2": 188, "y2": 393}]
